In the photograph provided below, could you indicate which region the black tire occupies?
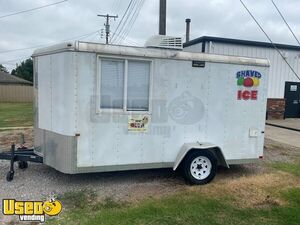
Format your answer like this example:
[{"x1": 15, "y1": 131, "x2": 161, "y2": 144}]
[
  {"x1": 6, "y1": 171, "x2": 14, "y2": 182},
  {"x1": 182, "y1": 150, "x2": 217, "y2": 185},
  {"x1": 18, "y1": 161, "x2": 28, "y2": 169}
]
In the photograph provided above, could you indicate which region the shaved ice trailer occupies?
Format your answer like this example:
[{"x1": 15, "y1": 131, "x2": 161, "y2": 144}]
[{"x1": 0, "y1": 36, "x2": 269, "y2": 184}]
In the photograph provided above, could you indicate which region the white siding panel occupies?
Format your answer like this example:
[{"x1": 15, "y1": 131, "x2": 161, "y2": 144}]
[
  {"x1": 38, "y1": 55, "x2": 51, "y2": 131},
  {"x1": 185, "y1": 42, "x2": 300, "y2": 98},
  {"x1": 37, "y1": 53, "x2": 76, "y2": 136}
]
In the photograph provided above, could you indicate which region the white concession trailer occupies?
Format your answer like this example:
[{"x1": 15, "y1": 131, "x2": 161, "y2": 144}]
[{"x1": 30, "y1": 37, "x2": 269, "y2": 184}]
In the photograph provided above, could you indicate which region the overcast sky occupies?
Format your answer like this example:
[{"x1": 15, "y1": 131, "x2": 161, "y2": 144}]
[{"x1": 1, "y1": 0, "x2": 300, "y2": 71}]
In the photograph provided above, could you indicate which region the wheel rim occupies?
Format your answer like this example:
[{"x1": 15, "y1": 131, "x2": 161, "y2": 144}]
[{"x1": 190, "y1": 156, "x2": 212, "y2": 180}]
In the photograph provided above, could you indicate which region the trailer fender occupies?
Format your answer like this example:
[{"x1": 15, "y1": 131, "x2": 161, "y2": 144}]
[{"x1": 173, "y1": 142, "x2": 229, "y2": 170}]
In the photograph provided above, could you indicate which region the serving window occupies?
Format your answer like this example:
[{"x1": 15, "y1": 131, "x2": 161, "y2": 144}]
[{"x1": 98, "y1": 57, "x2": 151, "y2": 113}]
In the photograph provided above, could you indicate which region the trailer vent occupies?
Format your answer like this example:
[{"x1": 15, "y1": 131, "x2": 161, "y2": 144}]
[{"x1": 145, "y1": 35, "x2": 183, "y2": 50}]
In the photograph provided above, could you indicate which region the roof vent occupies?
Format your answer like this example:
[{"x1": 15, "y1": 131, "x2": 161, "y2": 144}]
[{"x1": 145, "y1": 35, "x2": 183, "y2": 50}]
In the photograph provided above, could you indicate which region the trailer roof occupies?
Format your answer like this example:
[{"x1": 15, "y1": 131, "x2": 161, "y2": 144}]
[{"x1": 32, "y1": 41, "x2": 270, "y2": 67}]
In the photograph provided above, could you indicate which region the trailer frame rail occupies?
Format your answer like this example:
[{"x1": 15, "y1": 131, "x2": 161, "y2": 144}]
[{"x1": 0, "y1": 144, "x2": 43, "y2": 181}]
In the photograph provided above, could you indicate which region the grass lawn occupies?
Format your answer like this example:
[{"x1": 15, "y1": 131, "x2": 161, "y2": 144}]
[
  {"x1": 271, "y1": 158, "x2": 300, "y2": 177},
  {"x1": 0, "y1": 103, "x2": 33, "y2": 128},
  {"x1": 47, "y1": 188, "x2": 300, "y2": 225},
  {"x1": 47, "y1": 158, "x2": 300, "y2": 225}
]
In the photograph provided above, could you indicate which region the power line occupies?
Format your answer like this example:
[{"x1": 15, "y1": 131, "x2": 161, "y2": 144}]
[
  {"x1": 110, "y1": 0, "x2": 134, "y2": 44},
  {"x1": 83, "y1": 32, "x2": 97, "y2": 42},
  {"x1": 116, "y1": 0, "x2": 142, "y2": 44},
  {"x1": 0, "y1": 44, "x2": 49, "y2": 54},
  {"x1": 110, "y1": 31, "x2": 139, "y2": 46},
  {"x1": 114, "y1": 0, "x2": 142, "y2": 44},
  {"x1": 114, "y1": 0, "x2": 139, "y2": 44},
  {"x1": 0, "y1": 0, "x2": 68, "y2": 19},
  {"x1": 239, "y1": 0, "x2": 300, "y2": 81},
  {"x1": 118, "y1": 0, "x2": 139, "y2": 39},
  {"x1": 111, "y1": 0, "x2": 136, "y2": 44},
  {"x1": 0, "y1": 56, "x2": 31, "y2": 64},
  {"x1": 270, "y1": 0, "x2": 300, "y2": 46},
  {"x1": 0, "y1": 29, "x2": 102, "y2": 54},
  {"x1": 116, "y1": 0, "x2": 145, "y2": 45},
  {"x1": 0, "y1": 31, "x2": 139, "y2": 65},
  {"x1": 0, "y1": 29, "x2": 103, "y2": 64}
]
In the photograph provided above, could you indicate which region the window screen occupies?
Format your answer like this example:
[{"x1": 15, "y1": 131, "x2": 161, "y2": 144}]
[
  {"x1": 127, "y1": 60, "x2": 150, "y2": 111},
  {"x1": 100, "y1": 59, "x2": 124, "y2": 109}
]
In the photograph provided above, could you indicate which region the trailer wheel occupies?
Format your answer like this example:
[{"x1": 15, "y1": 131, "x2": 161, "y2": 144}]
[
  {"x1": 182, "y1": 150, "x2": 217, "y2": 185},
  {"x1": 6, "y1": 171, "x2": 14, "y2": 182},
  {"x1": 18, "y1": 161, "x2": 28, "y2": 169}
]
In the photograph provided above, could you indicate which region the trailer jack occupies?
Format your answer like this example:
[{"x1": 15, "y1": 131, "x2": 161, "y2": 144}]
[{"x1": 0, "y1": 144, "x2": 43, "y2": 182}]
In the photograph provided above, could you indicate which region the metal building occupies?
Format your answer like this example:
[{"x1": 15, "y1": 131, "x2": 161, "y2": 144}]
[{"x1": 184, "y1": 36, "x2": 300, "y2": 119}]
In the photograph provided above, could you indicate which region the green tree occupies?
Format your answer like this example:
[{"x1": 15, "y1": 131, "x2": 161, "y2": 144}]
[
  {"x1": 11, "y1": 58, "x2": 33, "y2": 82},
  {"x1": 0, "y1": 64, "x2": 8, "y2": 73}
]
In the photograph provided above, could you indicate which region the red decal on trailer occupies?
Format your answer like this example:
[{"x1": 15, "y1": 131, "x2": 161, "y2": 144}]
[
  {"x1": 251, "y1": 90, "x2": 258, "y2": 100},
  {"x1": 237, "y1": 90, "x2": 258, "y2": 100},
  {"x1": 237, "y1": 90, "x2": 242, "y2": 100},
  {"x1": 242, "y1": 90, "x2": 251, "y2": 100}
]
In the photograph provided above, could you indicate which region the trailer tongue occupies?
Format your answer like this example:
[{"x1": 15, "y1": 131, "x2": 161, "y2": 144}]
[{"x1": 0, "y1": 144, "x2": 43, "y2": 181}]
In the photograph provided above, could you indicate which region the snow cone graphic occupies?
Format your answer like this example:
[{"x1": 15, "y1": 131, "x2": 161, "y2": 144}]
[
  {"x1": 237, "y1": 76, "x2": 260, "y2": 87},
  {"x1": 236, "y1": 70, "x2": 261, "y2": 100}
]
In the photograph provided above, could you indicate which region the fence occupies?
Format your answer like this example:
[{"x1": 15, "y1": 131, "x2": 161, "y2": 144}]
[{"x1": 0, "y1": 85, "x2": 33, "y2": 102}]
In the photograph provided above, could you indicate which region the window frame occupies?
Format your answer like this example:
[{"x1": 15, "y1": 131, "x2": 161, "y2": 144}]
[{"x1": 96, "y1": 55, "x2": 153, "y2": 114}]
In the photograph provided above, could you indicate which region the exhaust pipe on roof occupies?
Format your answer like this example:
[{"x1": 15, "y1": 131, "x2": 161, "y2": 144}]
[
  {"x1": 159, "y1": 0, "x2": 167, "y2": 35},
  {"x1": 185, "y1": 18, "x2": 191, "y2": 43}
]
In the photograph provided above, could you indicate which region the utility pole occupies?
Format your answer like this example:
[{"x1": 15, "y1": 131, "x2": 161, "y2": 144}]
[
  {"x1": 97, "y1": 14, "x2": 118, "y2": 44},
  {"x1": 159, "y1": 0, "x2": 166, "y2": 35}
]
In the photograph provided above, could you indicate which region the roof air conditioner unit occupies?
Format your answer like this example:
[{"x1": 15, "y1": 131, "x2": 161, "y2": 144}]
[{"x1": 145, "y1": 35, "x2": 183, "y2": 50}]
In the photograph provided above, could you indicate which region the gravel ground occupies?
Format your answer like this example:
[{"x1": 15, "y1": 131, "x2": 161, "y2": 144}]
[
  {"x1": 0, "y1": 128, "x2": 186, "y2": 202},
  {"x1": 0, "y1": 128, "x2": 33, "y2": 150},
  {"x1": 0, "y1": 161, "x2": 185, "y2": 200},
  {"x1": 0, "y1": 129, "x2": 298, "y2": 203}
]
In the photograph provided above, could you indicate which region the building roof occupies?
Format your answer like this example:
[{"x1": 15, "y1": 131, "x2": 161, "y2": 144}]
[
  {"x1": 183, "y1": 36, "x2": 300, "y2": 51},
  {"x1": 0, "y1": 71, "x2": 32, "y2": 85}
]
